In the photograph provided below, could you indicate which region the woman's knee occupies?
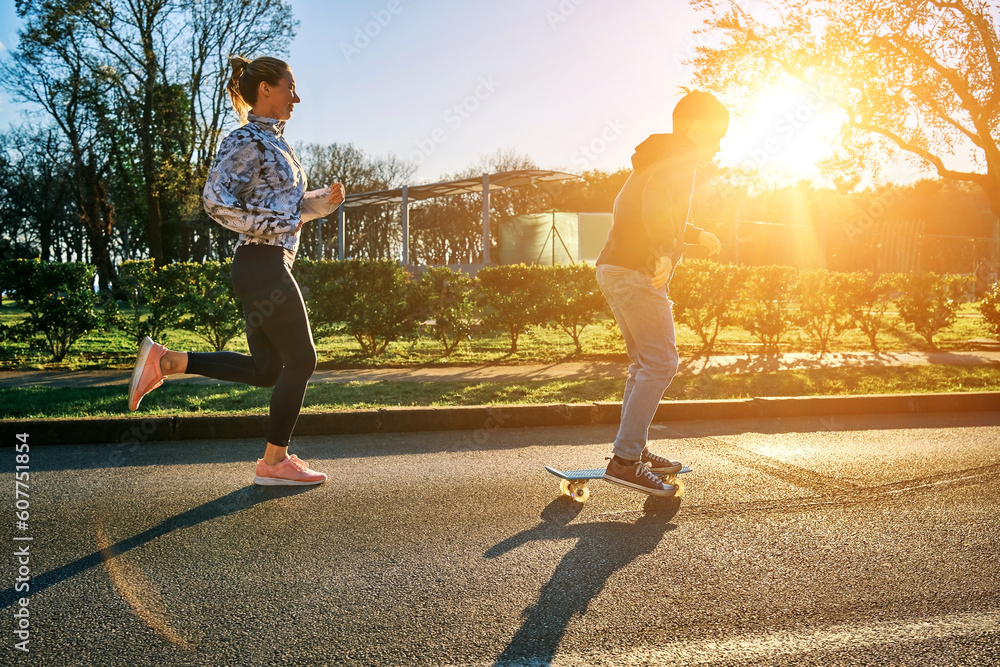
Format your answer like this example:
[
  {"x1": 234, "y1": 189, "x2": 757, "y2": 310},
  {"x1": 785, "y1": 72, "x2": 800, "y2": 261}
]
[
  {"x1": 289, "y1": 345, "x2": 317, "y2": 378},
  {"x1": 258, "y1": 366, "x2": 282, "y2": 387}
]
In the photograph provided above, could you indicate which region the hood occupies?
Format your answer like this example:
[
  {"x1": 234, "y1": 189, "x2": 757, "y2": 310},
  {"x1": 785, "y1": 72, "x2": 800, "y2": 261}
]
[{"x1": 630, "y1": 133, "x2": 697, "y2": 171}]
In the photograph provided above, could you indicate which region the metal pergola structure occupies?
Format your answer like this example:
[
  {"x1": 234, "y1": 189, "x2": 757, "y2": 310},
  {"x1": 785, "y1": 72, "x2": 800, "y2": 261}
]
[{"x1": 316, "y1": 169, "x2": 581, "y2": 264}]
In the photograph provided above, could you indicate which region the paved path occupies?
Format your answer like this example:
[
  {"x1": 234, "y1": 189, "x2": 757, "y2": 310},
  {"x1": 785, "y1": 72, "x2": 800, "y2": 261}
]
[
  {"x1": 2, "y1": 349, "x2": 999, "y2": 389},
  {"x1": 2, "y1": 412, "x2": 998, "y2": 665}
]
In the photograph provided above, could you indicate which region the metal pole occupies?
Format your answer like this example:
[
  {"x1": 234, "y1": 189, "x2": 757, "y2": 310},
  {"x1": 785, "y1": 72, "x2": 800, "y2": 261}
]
[
  {"x1": 482, "y1": 173, "x2": 490, "y2": 265},
  {"x1": 337, "y1": 205, "x2": 345, "y2": 260},
  {"x1": 316, "y1": 218, "x2": 324, "y2": 259},
  {"x1": 576, "y1": 213, "x2": 581, "y2": 264},
  {"x1": 401, "y1": 185, "x2": 409, "y2": 265}
]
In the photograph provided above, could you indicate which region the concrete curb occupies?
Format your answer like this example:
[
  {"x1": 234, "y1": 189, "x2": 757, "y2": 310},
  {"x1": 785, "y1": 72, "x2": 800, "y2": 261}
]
[{"x1": 3, "y1": 392, "x2": 999, "y2": 446}]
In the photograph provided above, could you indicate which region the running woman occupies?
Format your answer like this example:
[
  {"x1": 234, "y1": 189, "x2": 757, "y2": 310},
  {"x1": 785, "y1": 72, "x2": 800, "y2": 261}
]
[{"x1": 127, "y1": 55, "x2": 345, "y2": 486}]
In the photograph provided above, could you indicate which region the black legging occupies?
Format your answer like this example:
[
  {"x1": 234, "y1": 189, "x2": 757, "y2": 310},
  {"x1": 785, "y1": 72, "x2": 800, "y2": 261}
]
[{"x1": 186, "y1": 244, "x2": 317, "y2": 447}]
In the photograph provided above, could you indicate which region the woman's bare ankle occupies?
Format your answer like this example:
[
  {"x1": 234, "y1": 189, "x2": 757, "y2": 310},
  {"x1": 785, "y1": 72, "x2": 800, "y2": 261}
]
[
  {"x1": 159, "y1": 351, "x2": 188, "y2": 376},
  {"x1": 263, "y1": 442, "x2": 287, "y2": 466}
]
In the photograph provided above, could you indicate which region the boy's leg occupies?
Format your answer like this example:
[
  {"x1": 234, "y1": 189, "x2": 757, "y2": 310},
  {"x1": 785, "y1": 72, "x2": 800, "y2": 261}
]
[
  {"x1": 613, "y1": 285, "x2": 679, "y2": 460},
  {"x1": 597, "y1": 265, "x2": 680, "y2": 496},
  {"x1": 598, "y1": 265, "x2": 680, "y2": 461}
]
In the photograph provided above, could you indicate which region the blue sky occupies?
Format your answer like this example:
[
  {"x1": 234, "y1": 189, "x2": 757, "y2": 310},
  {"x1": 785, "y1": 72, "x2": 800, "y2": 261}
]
[
  {"x1": 0, "y1": 0, "x2": 723, "y2": 181},
  {"x1": 0, "y1": 0, "x2": 949, "y2": 185},
  {"x1": 274, "y1": 0, "x2": 709, "y2": 180}
]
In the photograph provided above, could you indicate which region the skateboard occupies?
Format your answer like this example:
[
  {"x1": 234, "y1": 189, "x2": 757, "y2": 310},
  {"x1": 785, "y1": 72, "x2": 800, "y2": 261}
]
[{"x1": 544, "y1": 465, "x2": 692, "y2": 503}]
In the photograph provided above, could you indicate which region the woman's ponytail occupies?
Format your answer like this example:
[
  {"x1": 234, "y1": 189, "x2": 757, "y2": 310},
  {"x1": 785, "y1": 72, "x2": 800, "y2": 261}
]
[{"x1": 227, "y1": 55, "x2": 253, "y2": 125}]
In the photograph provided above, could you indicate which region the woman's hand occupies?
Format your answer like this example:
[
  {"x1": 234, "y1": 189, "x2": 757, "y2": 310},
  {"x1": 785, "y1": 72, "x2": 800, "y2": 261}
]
[
  {"x1": 295, "y1": 183, "x2": 347, "y2": 234},
  {"x1": 328, "y1": 183, "x2": 346, "y2": 207}
]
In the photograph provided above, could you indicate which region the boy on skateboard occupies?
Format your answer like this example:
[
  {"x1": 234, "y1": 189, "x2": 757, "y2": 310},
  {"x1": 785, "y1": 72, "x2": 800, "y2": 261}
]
[{"x1": 596, "y1": 88, "x2": 729, "y2": 497}]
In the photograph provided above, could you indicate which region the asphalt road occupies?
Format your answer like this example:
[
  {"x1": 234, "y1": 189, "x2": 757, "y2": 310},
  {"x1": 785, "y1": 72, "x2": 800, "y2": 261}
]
[{"x1": 2, "y1": 411, "x2": 999, "y2": 666}]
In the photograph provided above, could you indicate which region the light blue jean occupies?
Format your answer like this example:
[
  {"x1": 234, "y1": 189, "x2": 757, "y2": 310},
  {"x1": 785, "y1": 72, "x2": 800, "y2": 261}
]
[{"x1": 597, "y1": 264, "x2": 680, "y2": 461}]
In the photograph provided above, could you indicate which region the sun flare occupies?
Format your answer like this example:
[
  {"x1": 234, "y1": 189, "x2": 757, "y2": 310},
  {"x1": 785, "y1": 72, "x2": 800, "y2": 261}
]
[{"x1": 718, "y1": 86, "x2": 844, "y2": 183}]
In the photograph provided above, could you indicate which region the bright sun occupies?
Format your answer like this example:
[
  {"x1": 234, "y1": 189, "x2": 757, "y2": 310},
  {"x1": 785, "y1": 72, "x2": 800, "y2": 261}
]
[{"x1": 717, "y1": 86, "x2": 843, "y2": 183}]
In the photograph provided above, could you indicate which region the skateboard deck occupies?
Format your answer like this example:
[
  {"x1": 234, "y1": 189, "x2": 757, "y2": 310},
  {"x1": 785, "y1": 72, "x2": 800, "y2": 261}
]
[{"x1": 544, "y1": 465, "x2": 692, "y2": 503}]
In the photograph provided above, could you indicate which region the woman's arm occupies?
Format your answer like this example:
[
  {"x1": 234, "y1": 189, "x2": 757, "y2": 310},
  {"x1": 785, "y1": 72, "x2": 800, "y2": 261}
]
[{"x1": 300, "y1": 183, "x2": 347, "y2": 223}]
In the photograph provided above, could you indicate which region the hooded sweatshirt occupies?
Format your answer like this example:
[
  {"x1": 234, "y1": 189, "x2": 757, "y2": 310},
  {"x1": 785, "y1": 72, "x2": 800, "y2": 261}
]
[{"x1": 596, "y1": 133, "x2": 704, "y2": 276}]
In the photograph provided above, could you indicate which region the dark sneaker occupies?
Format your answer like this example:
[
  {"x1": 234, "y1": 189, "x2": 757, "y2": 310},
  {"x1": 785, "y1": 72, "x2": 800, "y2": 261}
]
[
  {"x1": 641, "y1": 449, "x2": 682, "y2": 475},
  {"x1": 604, "y1": 458, "x2": 676, "y2": 497}
]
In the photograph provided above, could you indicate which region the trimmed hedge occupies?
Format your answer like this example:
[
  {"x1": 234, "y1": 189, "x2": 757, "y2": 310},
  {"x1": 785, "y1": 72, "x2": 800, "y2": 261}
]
[
  {"x1": 837, "y1": 271, "x2": 901, "y2": 355},
  {"x1": 115, "y1": 259, "x2": 242, "y2": 351},
  {"x1": 1, "y1": 259, "x2": 993, "y2": 359},
  {"x1": 296, "y1": 258, "x2": 423, "y2": 357},
  {"x1": 0, "y1": 259, "x2": 101, "y2": 361},
  {"x1": 897, "y1": 272, "x2": 974, "y2": 349},
  {"x1": 795, "y1": 269, "x2": 852, "y2": 357},
  {"x1": 416, "y1": 265, "x2": 477, "y2": 355},
  {"x1": 979, "y1": 281, "x2": 1000, "y2": 341},
  {"x1": 541, "y1": 264, "x2": 609, "y2": 353},
  {"x1": 671, "y1": 260, "x2": 747, "y2": 355},
  {"x1": 475, "y1": 264, "x2": 551, "y2": 354}
]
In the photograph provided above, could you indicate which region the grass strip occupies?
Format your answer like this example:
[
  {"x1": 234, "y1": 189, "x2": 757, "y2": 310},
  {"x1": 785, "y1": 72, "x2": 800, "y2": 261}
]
[{"x1": 4, "y1": 365, "x2": 999, "y2": 420}]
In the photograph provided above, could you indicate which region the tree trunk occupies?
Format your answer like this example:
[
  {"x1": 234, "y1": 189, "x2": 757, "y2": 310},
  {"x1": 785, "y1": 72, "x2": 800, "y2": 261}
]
[
  {"x1": 39, "y1": 211, "x2": 52, "y2": 262},
  {"x1": 142, "y1": 93, "x2": 164, "y2": 266},
  {"x1": 140, "y1": 13, "x2": 165, "y2": 267},
  {"x1": 77, "y1": 156, "x2": 116, "y2": 292},
  {"x1": 87, "y1": 227, "x2": 114, "y2": 292}
]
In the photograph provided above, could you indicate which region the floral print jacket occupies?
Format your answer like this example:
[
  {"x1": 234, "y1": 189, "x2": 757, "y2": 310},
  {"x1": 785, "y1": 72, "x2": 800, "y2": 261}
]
[{"x1": 203, "y1": 114, "x2": 336, "y2": 255}]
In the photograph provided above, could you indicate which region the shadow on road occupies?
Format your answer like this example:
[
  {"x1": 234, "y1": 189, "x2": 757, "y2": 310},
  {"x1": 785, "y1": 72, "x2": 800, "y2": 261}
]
[
  {"x1": 486, "y1": 495, "x2": 680, "y2": 666},
  {"x1": 0, "y1": 485, "x2": 310, "y2": 610}
]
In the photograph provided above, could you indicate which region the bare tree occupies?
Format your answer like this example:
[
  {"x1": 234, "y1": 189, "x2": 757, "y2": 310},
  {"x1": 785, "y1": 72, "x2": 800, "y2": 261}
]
[
  {"x1": 0, "y1": 128, "x2": 76, "y2": 262},
  {"x1": 297, "y1": 143, "x2": 415, "y2": 260},
  {"x1": 409, "y1": 149, "x2": 551, "y2": 265},
  {"x1": 3, "y1": 13, "x2": 120, "y2": 287}
]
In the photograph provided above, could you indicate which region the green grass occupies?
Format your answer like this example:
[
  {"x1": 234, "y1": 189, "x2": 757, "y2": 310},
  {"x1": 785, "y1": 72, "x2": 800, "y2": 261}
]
[
  {"x1": 0, "y1": 298, "x2": 995, "y2": 371},
  {"x1": 4, "y1": 366, "x2": 998, "y2": 421}
]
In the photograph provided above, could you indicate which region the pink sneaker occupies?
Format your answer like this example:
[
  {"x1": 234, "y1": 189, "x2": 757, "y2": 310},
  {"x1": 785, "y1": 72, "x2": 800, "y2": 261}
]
[
  {"x1": 128, "y1": 336, "x2": 167, "y2": 411},
  {"x1": 253, "y1": 454, "x2": 327, "y2": 486}
]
